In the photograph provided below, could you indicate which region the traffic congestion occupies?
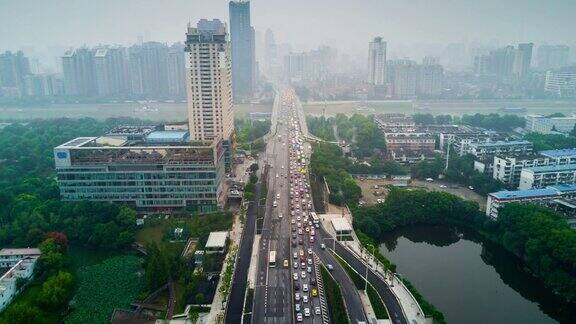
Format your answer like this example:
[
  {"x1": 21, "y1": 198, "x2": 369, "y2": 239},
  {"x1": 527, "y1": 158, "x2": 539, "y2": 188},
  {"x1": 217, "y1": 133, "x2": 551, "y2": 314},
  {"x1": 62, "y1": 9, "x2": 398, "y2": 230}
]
[{"x1": 273, "y1": 91, "x2": 324, "y2": 322}]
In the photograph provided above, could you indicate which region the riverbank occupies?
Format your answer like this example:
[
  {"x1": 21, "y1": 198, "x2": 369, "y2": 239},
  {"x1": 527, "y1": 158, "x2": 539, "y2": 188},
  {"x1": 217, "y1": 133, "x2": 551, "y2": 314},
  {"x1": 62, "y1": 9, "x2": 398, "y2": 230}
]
[
  {"x1": 379, "y1": 225, "x2": 575, "y2": 323},
  {"x1": 352, "y1": 188, "x2": 576, "y2": 322}
]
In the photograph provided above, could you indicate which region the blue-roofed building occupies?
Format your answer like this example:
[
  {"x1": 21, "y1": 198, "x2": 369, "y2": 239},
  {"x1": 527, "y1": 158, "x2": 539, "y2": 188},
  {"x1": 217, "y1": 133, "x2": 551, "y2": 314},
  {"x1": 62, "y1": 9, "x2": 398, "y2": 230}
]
[
  {"x1": 486, "y1": 185, "x2": 576, "y2": 218},
  {"x1": 539, "y1": 148, "x2": 576, "y2": 163},
  {"x1": 519, "y1": 163, "x2": 576, "y2": 189}
]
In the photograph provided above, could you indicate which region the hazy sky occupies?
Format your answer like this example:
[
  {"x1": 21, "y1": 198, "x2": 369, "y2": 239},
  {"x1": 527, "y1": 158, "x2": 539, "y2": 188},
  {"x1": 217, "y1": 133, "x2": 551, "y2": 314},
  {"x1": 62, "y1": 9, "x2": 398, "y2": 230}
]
[{"x1": 1, "y1": 0, "x2": 575, "y2": 64}]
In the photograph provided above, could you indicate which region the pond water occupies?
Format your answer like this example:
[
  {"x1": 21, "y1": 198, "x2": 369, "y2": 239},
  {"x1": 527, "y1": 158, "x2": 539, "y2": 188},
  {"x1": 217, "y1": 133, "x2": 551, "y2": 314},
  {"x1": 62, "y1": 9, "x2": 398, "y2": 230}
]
[{"x1": 379, "y1": 225, "x2": 575, "y2": 324}]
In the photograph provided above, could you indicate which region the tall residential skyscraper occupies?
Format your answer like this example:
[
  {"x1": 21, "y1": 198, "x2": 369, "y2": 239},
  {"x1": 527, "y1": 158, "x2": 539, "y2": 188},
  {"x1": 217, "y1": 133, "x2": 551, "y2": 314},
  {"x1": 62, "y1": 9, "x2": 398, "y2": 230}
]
[
  {"x1": 537, "y1": 45, "x2": 570, "y2": 71},
  {"x1": 0, "y1": 51, "x2": 30, "y2": 97},
  {"x1": 513, "y1": 43, "x2": 533, "y2": 78},
  {"x1": 229, "y1": 0, "x2": 256, "y2": 100},
  {"x1": 263, "y1": 28, "x2": 277, "y2": 74},
  {"x1": 185, "y1": 19, "x2": 234, "y2": 143},
  {"x1": 62, "y1": 48, "x2": 97, "y2": 96},
  {"x1": 368, "y1": 37, "x2": 387, "y2": 85},
  {"x1": 387, "y1": 60, "x2": 418, "y2": 99},
  {"x1": 94, "y1": 46, "x2": 128, "y2": 96},
  {"x1": 128, "y1": 42, "x2": 169, "y2": 98},
  {"x1": 167, "y1": 43, "x2": 186, "y2": 98}
]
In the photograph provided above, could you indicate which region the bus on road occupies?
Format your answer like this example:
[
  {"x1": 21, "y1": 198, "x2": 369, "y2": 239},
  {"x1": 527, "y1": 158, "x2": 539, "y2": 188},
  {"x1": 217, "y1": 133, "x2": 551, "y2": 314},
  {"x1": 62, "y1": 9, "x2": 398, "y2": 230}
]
[
  {"x1": 310, "y1": 212, "x2": 319, "y2": 224},
  {"x1": 269, "y1": 250, "x2": 276, "y2": 268}
]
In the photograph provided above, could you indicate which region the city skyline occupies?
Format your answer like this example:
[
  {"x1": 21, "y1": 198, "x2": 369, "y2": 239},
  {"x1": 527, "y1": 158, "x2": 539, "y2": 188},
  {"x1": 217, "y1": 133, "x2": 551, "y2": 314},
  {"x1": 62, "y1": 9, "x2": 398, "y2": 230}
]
[{"x1": 1, "y1": 0, "x2": 576, "y2": 68}]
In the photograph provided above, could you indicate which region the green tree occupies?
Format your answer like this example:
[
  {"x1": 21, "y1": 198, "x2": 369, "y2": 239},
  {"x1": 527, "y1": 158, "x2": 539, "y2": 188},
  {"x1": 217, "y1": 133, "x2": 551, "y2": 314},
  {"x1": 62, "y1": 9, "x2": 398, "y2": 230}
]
[
  {"x1": 38, "y1": 238, "x2": 64, "y2": 272},
  {"x1": 195, "y1": 292, "x2": 205, "y2": 305},
  {"x1": 0, "y1": 302, "x2": 43, "y2": 324},
  {"x1": 39, "y1": 271, "x2": 75, "y2": 308}
]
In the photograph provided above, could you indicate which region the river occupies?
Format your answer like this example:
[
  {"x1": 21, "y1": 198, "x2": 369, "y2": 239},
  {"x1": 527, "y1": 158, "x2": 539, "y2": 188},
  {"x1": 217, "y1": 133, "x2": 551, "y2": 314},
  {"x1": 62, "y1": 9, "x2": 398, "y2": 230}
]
[
  {"x1": 379, "y1": 225, "x2": 575, "y2": 324},
  {"x1": 0, "y1": 102, "x2": 271, "y2": 121}
]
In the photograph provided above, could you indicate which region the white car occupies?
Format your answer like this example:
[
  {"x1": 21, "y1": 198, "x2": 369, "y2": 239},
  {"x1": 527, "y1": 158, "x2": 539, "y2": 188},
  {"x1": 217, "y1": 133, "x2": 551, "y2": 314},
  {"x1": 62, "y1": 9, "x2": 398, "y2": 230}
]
[
  {"x1": 296, "y1": 313, "x2": 303, "y2": 322},
  {"x1": 304, "y1": 307, "x2": 311, "y2": 317},
  {"x1": 279, "y1": 213, "x2": 283, "y2": 219},
  {"x1": 302, "y1": 284, "x2": 309, "y2": 292},
  {"x1": 302, "y1": 295, "x2": 309, "y2": 303},
  {"x1": 307, "y1": 266, "x2": 312, "y2": 273},
  {"x1": 293, "y1": 273, "x2": 299, "y2": 280},
  {"x1": 315, "y1": 306, "x2": 321, "y2": 315},
  {"x1": 276, "y1": 193, "x2": 280, "y2": 199},
  {"x1": 295, "y1": 303, "x2": 301, "y2": 312},
  {"x1": 301, "y1": 271, "x2": 306, "y2": 279},
  {"x1": 273, "y1": 200, "x2": 278, "y2": 207},
  {"x1": 295, "y1": 292, "x2": 301, "y2": 301},
  {"x1": 307, "y1": 248, "x2": 313, "y2": 255},
  {"x1": 293, "y1": 252, "x2": 298, "y2": 259}
]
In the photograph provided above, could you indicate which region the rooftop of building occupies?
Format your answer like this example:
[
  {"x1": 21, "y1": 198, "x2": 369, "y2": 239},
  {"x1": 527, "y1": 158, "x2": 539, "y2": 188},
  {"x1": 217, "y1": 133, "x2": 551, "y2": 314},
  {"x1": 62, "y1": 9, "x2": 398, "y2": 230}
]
[
  {"x1": 205, "y1": 231, "x2": 228, "y2": 249},
  {"x1": 494, "y1": 152, "x2": 544, "y2": 160},
  {"x1": 523, "y1": 163, "x2": 576, "y2": 173},
  {"x1": 472, "y1": 140, "x2": 532, "y2": 147},
  {"x1": 539, "y1": 148, "x2": 576, "y2": 158},
  {"x1": 331, "y1": 217, "x2": 353, "y2": 232},
  {"x1": 107, "y1": 125, "x2": 157, "y2": 137},
  {"x1": 0, "y1": 248, "x2": 41, "y2": 257},
  {"x1": 490, "y1": 187, "x2": 560, "y2": 200},
  {"x1": 145, "y1": 131, "x2": 189, "y2": 143},
  {"x1": 548, "y1": 183, "x2": 576, "y2": 193}
]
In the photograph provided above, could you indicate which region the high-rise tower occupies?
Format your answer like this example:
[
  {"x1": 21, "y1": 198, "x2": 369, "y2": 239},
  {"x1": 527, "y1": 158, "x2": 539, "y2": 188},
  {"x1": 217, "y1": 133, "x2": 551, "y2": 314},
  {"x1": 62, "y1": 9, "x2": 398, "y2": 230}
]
[
  {"x1": 368, "y1": 37, "x2": 387, "y2": 86},
  {"x1": 229, "y1": 0, "x2": 256, "y2": 100},
  {"x1": 185, "y1": 19, "x2": 234, "y2": 170}
]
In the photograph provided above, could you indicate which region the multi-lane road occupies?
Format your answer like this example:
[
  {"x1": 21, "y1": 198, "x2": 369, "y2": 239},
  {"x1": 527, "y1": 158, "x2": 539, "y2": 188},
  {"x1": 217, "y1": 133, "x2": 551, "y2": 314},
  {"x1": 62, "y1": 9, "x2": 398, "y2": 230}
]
[{"x1": 227, "y1": 87, "x2": 409, "y2": 324}]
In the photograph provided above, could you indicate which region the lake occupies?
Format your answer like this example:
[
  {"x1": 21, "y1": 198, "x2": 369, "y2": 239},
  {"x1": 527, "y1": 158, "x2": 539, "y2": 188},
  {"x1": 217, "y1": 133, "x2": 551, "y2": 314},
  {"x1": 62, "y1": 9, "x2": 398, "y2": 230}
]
[{"x1": 379, "y1": 225, "x2": 575, "y2": 324}]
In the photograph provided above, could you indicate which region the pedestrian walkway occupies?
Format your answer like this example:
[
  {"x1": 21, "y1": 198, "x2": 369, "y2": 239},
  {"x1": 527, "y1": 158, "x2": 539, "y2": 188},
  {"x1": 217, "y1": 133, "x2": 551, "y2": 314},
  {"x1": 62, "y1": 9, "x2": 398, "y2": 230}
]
[
  {"x1": 247, "y1": 234, "x2": 261, "y2": 289},
  {"x1": 205, "y1": 210, "x2": 244, "y2": 324},
  {"x1": 343, "y1": 240, "x2": 426, "y2": 324},
  {"x1": 321, "y1": 205, "x2": 427, "y2": 324}
]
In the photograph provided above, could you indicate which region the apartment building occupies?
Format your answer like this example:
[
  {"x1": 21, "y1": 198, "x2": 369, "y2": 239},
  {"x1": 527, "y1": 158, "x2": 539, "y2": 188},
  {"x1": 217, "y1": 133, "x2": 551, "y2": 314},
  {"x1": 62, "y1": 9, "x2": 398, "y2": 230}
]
[
  {"x1": 519, "y1": 163, "x2": 576, "y2": 190},
  {"x1": 486, "y1": 184, "x2": 576, "y2": 219}
]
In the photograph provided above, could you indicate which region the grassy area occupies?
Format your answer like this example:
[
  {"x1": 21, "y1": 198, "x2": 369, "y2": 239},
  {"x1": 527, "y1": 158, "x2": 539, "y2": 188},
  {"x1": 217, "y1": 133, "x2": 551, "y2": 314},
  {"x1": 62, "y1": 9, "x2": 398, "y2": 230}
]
[
  {"x1": 366, "y1": 284, "x2": 389, "y2": 319},
  {"x1": 332, "y1": 252, "x2": 365, "y2": 289},
  {"x1": 244, "y1": 288, "x2": 254, "y2": 313},
  {"x1": 320, "y1": 265, "x2": 349, "y2": 324},
  {"x1": 65, "y1": 255, "x2": 145, "y2": 324},
  {"x1": 332, "y1": 252, "x2": 389, "y2": 319},
  {"x1": 136, "y1": 212, "x2": 233, "y2": 253}
]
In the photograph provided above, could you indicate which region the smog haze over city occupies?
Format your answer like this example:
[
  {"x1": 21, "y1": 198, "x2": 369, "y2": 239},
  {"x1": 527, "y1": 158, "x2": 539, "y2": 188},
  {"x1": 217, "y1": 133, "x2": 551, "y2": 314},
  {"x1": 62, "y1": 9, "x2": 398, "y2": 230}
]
[
  {"x1": 2, "y1": 0, "x2": 576, "y2": 69},
  {"x1": 1, "y1": 1, "x2": 576, "y2": 324}
]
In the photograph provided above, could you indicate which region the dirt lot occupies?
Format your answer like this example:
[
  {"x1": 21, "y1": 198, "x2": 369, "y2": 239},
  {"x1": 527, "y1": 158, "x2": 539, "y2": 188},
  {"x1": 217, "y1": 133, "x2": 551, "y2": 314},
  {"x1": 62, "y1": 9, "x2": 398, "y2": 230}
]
[
  {"x1": 355, "y1": 178, "x2": 487, "y2": 210},
  {"x1": 303, "y1": 99, "x2": 576, "y2": 117},
  {"x1": 356, "y1": 179, "x2": 392, "y2": 205}
]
